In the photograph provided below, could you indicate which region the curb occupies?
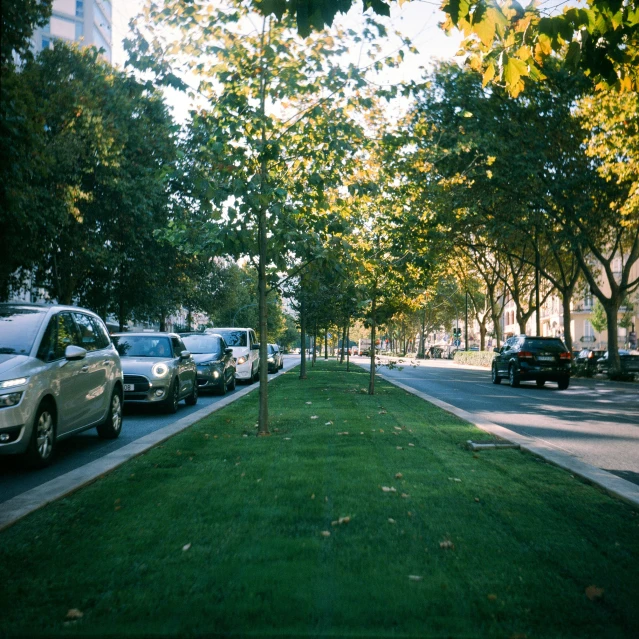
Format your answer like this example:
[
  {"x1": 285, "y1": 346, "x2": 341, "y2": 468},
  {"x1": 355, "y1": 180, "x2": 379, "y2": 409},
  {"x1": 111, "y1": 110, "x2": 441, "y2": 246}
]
[
  {"x1": 0, "y1": 362, "x2": 297, "y2": 532},
  {"x1": 365, "y1": 364, "x2": 639, "y2": 508}
]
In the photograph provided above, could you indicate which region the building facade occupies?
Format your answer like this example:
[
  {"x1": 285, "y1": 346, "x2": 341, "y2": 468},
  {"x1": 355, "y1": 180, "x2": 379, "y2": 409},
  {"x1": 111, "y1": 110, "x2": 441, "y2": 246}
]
[{"x1": 31, "y1": 0, "x2": 113, "y2": 62}]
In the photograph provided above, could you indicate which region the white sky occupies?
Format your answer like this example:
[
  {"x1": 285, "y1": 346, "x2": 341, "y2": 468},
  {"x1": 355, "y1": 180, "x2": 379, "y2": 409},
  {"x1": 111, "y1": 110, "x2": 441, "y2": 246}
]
[{"x1": 111, "y1": 0, "x2": 462, "y2": 119}]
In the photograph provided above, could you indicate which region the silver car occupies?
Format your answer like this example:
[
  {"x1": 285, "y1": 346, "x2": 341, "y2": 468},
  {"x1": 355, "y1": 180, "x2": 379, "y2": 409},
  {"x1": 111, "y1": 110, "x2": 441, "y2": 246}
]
[
  {"x1": 111, "y1": 333, "x2": 198, "y2": 413},
  {"x1": 0, "y1": 303, "x2": 124, "y2": 468}
]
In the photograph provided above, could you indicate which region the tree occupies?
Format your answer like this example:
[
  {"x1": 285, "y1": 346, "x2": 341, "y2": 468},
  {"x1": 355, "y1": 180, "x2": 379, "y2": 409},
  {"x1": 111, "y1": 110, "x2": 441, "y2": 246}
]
[
  {"x1": 127, "y1": 0, "x2": 397, "y2": 431},
  {"x1": 1, "y1": 0, "x2": 53, "y2": 68}
]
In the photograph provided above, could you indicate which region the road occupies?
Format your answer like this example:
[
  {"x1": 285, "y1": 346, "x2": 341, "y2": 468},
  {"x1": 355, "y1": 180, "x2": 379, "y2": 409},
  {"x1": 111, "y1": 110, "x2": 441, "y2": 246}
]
[
  {"x1": 0, "y1": 356, "x2": 298, "y2": 505},
  {"x1": 355, "y1": 356, "x2": 639, "y2": 486}
]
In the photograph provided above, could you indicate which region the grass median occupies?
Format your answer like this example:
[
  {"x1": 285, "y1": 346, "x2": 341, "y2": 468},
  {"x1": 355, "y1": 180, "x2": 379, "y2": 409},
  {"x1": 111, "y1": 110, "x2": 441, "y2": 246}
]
[{"x1": 1, "y1": 360, "x2": 638, "y2": 638}]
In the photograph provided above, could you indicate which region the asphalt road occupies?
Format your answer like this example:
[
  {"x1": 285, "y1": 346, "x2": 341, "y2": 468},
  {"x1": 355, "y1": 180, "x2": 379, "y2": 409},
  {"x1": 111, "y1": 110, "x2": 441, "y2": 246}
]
[
  {"x1": 355, "y1": 356, "x2": 639, "y2": 486},
  {"x1": 0, "y1": 356, "x2": 298, "y2": 504}
]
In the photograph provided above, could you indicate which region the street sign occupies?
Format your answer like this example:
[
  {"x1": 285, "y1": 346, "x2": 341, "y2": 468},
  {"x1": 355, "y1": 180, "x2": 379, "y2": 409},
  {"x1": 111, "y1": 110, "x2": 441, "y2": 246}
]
[{"x1": 453, "y1": 339, "x2": 461, "y2": 346}]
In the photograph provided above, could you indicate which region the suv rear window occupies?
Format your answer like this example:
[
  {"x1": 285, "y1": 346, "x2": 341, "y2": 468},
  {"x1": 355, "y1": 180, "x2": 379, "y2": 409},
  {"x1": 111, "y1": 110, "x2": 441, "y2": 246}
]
[{"x1": 524, "y1": 339, "x2": 567, "y2": 352}]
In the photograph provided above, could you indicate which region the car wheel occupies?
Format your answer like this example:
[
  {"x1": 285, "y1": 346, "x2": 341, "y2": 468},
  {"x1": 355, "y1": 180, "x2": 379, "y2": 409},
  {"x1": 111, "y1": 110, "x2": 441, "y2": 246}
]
[
  {"x1": 509, "y1": 365, "x2": 520, "y2": 388},
  {"x1": 185, "y1": 380, "x2": 198, "y2": 406},
  {"x1": 97, "y1": 388, "x2": 123, "y2": 439},
  {"x1": 163, "y1": 379, "x2": 180, "y2": 414},
  {"x1": 491, "y1": 363, "x2": 501, "y2": 385},
  {"x1": 557, "y1": 377, "x2": 570, "y2": 390},
  {"x1": 217, "y1": 376, "x2": 227, "y2": 396},
  {"x1": 536, "y1": 379, "x2": 546, "y2": 388},
  {"x1": 24, "y1": 401, "x2": 56, "y2": 468}
]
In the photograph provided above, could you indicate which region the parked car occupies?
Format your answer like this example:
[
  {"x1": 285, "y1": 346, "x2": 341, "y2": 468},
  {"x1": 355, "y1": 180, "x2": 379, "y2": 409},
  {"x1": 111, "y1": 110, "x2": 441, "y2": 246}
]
[
  {"x1": 572, "y1": 349, "x2": 606, "y2": 376},
  {"x1": 207, "y1": 327, "x2": 259, "y2": 383},
  {"x1": 595, "y1": 350, "x2": 639, "y2": 378},
  {"x1": 112, "y1": 333, "x2": 197, "y2": 413},
  {"x1": 492, "y1": 335, "x2": 571, "y2": 389},
  {"x1": 0, "y1": 303, "x2": 123, "y2": 468},
  {"x1": 267, "y1": 344, "x2": 284, "y2": 373},
  {"x1": 181, "y1": 333, "x2": 236, "y2": 395}
]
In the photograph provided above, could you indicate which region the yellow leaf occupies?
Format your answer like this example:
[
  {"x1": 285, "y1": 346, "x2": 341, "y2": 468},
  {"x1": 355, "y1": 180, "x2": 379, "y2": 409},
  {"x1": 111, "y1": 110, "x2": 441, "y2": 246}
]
[{"x1": 482, "y1": 63, "x2": 495, "y2": 87}]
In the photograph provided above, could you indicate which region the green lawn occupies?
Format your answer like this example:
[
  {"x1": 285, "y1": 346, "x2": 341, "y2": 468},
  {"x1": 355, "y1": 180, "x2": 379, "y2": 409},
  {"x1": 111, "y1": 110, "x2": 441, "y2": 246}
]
[{"x1": 1, "y1": 360, "x2": 638, "y2": 638}]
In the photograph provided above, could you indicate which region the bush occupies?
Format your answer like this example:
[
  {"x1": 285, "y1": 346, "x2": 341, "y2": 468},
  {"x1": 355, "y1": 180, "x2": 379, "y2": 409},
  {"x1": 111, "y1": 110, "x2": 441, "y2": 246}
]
[{"x1": 453, "y1": 350, "x2": 497, "y2": 368}]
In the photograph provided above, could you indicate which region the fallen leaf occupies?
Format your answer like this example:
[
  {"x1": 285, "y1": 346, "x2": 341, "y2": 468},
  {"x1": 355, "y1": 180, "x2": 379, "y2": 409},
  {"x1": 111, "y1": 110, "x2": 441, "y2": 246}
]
[
  {"x1": 381, "y1": 486, "x2": 396, "y2": 492},
  {"x1": 487, "y1": 594, "x2": 497, "y2": 601},
  {"x1": 66, "y1": 609, "x2": 83, "y2": 620},
  {"x1": 257, "y1": 478, "x2": 262, "y2": 483},
  {"x1": 396, "y1": 446, "x2": 403, "y2": 450},
  {"x1": 379, "y1": 429, "x2": 384, "y2": 433},
  {"x1": 310, "y1": 415, "x2": 319, "y2": 420},
  {"x1": 401, "y1": 493, "x2": 410, "y2": 498},
  {"x1": 388, "y1": 518, "x2": 396, "y2": 524},
  {"x1": 448, "y1": 477, "x2": 462, "y2": 482},
  {"x1": 394, "y1": 426, "x2": 401, "y2": 431},
  {"x1": 325, "y1": 421, "x2": 333, "y2": 425},
  {"x1": 585, "y1": 585, "x2": 604, "y2": 601},
  {"x1": 395, "y1": 472, "x2": 403, "y2": 479},
  {"x1": 182, "y1": 543, "x2": 191, "y2": 552},
  {"x1": 407, "y1": 511, "x2": 412, "y2": 516},
  {"x1": 331, "y1": 516, "x2": 351, "y2": 526},
  {"x1": 439, "y1": 540, "x2": 455, "y2": 550},
  {"x1": 408, "y1": 575, "x2": 423, "y2": 581},
  {"x1": 284, "y1": 437, "x2": 291, "y2": 440},
  {"x1": 475, "y1": 497, "x2": 480, "y2": 502},
  {"x1": 408, "y1": 443, "x2": 415, "y2": 447},
  {"x1": 379, "y1": 410, "x2": 387, "y2": 415},
  {"x1": 306, "y1": 401, "x2": 312, "y2": 404},
  {"x1": 321, "y1": 531, "x2": 331, "y2": 537},
  {"x1": 311, "y1": 494, "x2": 315, "y2": 499}
]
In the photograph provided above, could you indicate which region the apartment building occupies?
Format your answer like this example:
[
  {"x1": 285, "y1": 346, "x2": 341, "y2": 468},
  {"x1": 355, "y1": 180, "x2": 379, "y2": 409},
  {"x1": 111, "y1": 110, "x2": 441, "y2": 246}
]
[
  {"x1": 502, "y1": 257, "x2": 639, "y2": 350},
  {"x1": 31, "y1": 0, "x2": 113, "y2": 62}
]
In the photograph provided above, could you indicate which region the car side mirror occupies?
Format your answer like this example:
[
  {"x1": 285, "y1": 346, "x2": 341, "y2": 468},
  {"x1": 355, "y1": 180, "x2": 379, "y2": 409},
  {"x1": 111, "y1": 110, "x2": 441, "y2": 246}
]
[
  {"x1": 252, "y1": 343, "x2": 260, "y2": 350},
  {"x1": 493, "y1": 347, "x2": 500, "y2": 354},
  {"x1": 180, "y1": 350, "x2": 191, "y2": 359},
  {"x1": 225, "y1": 347, "x2": 233, "y2": 355},
  {"x1": 65, "y1": 345, "x2": 87, "y2": 360}
]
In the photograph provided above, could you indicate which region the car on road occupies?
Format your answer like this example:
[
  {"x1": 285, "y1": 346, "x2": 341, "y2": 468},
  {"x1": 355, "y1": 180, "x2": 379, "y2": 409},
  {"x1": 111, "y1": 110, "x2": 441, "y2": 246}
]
[
  {"x1": 208, "y1": 328, "x2": 260, "y2": 383},
  {"x1": 492, "y1": 335, "x2": 571, "y2": 389},
  {"x1": 595, "y1": 350, "x2": 639, "y2": 379},
  {"x1": 0, "y1": 303, "x2": 123, "y2": 468},
  {"x1": 267, "y1": 343, "x2": 284, "y2": 373},
  {"x1": 181, "y1": 333, "x2": 236, "y2": 395},
  {"x1": 112, "y1": 333, "x2": 197, "y2": 413},
  {"x1": 572, "y1": 349, "x2": 606, "y2": 376}
]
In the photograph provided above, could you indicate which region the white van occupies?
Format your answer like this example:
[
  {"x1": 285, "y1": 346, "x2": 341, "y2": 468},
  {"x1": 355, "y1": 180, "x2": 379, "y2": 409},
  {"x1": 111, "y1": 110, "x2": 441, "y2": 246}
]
[{"x1": 207, "y1": 328, "x2": 260, "y2": 383}]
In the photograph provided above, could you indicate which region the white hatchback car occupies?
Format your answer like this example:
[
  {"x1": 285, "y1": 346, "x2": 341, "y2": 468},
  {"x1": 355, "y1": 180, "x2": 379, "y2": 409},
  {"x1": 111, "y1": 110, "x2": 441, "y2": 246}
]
[
  {"x1": 0, "y1": 303, "x2": 123, "y2": 467},
  {"x1": 207, "y1": 328, "x2": 259, "y2": 383}
]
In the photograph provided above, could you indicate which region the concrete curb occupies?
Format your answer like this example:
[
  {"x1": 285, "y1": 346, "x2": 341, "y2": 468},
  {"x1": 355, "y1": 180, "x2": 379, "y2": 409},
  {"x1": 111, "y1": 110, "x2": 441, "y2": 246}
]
[
  {"x1": 0, "y1": 363, "x2": 297, "y2": 532},
  {"x1": 367, "y1": 365, "x2": 639, "y2": 508}
]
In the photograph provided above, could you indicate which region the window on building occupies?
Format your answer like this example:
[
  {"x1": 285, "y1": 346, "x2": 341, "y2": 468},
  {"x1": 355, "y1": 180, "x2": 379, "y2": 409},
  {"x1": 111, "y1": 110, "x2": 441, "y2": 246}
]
[
  {"x1": 42, "y1": 36, "x2": 51, "y2": 49},
  {"x1": 75, "y1": 21, "x2": 83, "y2": 39},
  {"x1": 584, "y1": 320, "x2": 594, "y2": 337},
  {"x1": 76, "y1": 0, "x2": 84, "y2": 17},
  {"x1": 584, "y1": 293, "x2": 593, "y2": 309}
]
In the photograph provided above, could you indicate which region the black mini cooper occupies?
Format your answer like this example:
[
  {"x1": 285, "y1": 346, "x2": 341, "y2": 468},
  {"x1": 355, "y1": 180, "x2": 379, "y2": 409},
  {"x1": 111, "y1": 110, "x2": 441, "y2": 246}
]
[{"x1": 492, "y1": 336, "x2": 571, "y2": 390}]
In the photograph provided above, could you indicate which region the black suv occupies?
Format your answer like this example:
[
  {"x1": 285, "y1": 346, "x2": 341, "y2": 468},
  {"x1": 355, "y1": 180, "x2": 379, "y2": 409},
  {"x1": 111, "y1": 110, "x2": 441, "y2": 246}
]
[{"x1": 492, "y1": 336, "x2": 571, "y2": 389}]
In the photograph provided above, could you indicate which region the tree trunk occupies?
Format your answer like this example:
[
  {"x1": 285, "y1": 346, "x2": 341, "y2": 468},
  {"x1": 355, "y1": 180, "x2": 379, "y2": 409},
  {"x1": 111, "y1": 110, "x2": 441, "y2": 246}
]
[
  {"x1": 324, "y1": 329, "x2": 328, "y2": 359},
  {"x1": 604, "y1": 303, "x2": 622, "y2": 378},
  {"x1": 420, "y1": 309, "x2": 426, "y2": 358},
  {"x1": 159, "y1": 315, "x2": 166, "y2": 332},
  {"x1": 257, "y1": 17, "x2": 269, "y2": 436},
  {"x1": 561, "y1": 293, "x2": 573, "y2": 352},
  {"x1": 299, "y1": 294, "x2": 307, "y2": 379},
  {"x1": 369, "y1": 295, "x2": 377, "y2": 395},
  {"x1": 340, "y1": 319, "x2": 347, "y2": 363},
  {"x1": 479, "y1": 322, "x2": 487, "y2": 351},
  {"x1": 346, "y1": 324, "x2": 351, "y2": 372},
  {"x1": 312, "y1": 324, "x2": 317, "y2": 366}
]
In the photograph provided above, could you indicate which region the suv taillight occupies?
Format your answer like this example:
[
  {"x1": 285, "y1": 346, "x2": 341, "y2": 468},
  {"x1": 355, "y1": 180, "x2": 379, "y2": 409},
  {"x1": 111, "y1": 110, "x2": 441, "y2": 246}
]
[
  {"x1": 560, "y1": 352, "x2": 571, "y2": 360},
  {"x1": 518, "y1": 351, "x2": 533, "y2": 359}
]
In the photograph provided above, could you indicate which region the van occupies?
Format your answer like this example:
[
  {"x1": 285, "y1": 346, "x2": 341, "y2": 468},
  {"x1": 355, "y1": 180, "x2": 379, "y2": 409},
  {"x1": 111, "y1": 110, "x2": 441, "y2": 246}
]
[{"x1": 206, "y1": 327, "x2": 260, "y2": 383}]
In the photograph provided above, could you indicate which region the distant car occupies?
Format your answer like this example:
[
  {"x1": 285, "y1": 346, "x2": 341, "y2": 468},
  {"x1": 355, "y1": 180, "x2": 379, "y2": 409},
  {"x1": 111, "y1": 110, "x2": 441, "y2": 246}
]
[
  {"x1": 267, "y1": 344, "x2": 284, "y2": 373},
  {"x1": 572, "y1": 349, "x2": 605, "y2": 376},
  {"x1": 181, "y1": 333, "x2": 236, "y2": 395},
  {"x1": 0, "y1": 303, "x2": 123, "y2": 468},
  {"x1": 492, "y1": 335, "x2": 571, "y2": 389},
  {"x1": 207, "y1": 327, "x2": 259, "y2": 383},
  {"x1": 595, "y1": 350, "x2": 639, "y2": 379},
  {"x1": 112, "y1": 333, "x2": 197, "y2": 413}
]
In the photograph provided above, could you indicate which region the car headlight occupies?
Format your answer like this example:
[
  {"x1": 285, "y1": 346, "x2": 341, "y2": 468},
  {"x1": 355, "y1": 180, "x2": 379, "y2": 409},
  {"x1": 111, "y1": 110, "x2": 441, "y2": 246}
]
[
  {"x1": 152, "y1": 363, "x2": 170, "y2": 378},
  {"x1": 0, "y1": 392, "x2": 23, "y2": 408},
  {"x1": 267, "y1": 357, "x2": 274, "y2": 363},
  {"x1": 237, "y1": 356, "x2": 248, "y2": 365},
  {"x1": 0, "y1": 377, "x2": 28, "y2": 389}
]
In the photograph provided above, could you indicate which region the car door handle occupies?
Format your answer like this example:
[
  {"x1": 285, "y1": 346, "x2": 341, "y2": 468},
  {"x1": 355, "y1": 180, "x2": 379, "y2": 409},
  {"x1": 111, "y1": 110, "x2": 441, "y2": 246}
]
[
  {"x1": 81, "y1": 365, "x2": 90, "y2": 373},
  {"x1": 102, "y1": 360, "x2": 112, "y2": 366}
]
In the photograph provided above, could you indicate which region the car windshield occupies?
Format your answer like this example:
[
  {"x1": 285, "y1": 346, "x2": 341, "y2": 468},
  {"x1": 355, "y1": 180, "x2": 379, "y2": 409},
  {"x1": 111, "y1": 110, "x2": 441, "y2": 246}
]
[
  {"x1": 524, "y1": 339, "x2": 567, "y2": 353},
  {"x1": 268, "y1": 345, "x2": 275, "y2": 354},
  {"x1": 182, "y1": 335, "x2": 222, "y2": 354},
  {"x1": 0, "y1": 305, "x2": 48, "y2": 355},
  {"x1": 112, "y1": 335, "x2": 172, "y2": 358},
  {"x1": 215, "y1": 330, "x2": 247, "y2": 347}
]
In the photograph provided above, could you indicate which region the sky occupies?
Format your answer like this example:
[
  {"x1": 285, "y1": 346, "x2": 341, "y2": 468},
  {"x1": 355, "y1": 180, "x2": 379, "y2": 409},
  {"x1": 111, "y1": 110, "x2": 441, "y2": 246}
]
[{"x1": 111, "y1": 0, "x2": 462, "y2": 119}]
